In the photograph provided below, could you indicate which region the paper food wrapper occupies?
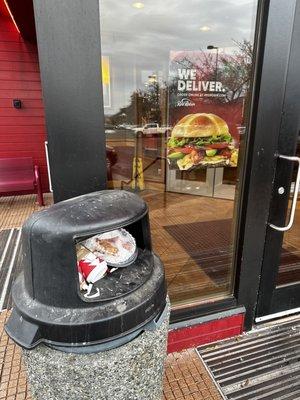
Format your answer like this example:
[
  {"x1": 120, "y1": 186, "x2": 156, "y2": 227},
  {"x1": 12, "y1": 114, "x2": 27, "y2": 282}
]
[{"x1": 82, "y1": 228, "x2": 137, "y2": 267}]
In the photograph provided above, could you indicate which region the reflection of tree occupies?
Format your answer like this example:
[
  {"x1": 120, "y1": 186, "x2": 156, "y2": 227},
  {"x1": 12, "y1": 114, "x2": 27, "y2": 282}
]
[
  {"x1": 220, "y1": 40, "x2": 253, "y2": 103},
  {"x1": 169, "y1": 39, "x2": 253, "y2": 104},
  {"x1": 109, "y1": 91, "x2": 146, "y2": 126},
  {"x1": 108, "y1": 40, "x2": 253, "y2": 126},
  {"x1": 109, "y1": 78, "x2": 168, "y2": 126}
]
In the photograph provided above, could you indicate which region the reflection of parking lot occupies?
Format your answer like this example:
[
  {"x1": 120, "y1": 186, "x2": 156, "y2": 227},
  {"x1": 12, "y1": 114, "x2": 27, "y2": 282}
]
[
  {"x1": 111, "y1": 146, "x2": 134, "y2": 180},
  {"x1": 107, "y1": 131, "x2": 165, "y2": 185},
  {"x1": 105, "y1": 128, "x2": 136, "y2": 141}
]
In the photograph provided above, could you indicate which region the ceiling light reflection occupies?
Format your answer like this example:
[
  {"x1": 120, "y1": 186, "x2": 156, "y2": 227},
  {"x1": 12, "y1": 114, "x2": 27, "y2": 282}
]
[
  {"x1": 200, "y1": 26, "x2": 211, "y2": 32},
  {"x1": 132, "y1": 2, "x2": 145, "y2": 9}
]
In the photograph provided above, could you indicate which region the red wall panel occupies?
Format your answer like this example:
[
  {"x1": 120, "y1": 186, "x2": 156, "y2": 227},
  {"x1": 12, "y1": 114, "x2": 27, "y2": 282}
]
[
  {"x1": 167, "y1": 313, "x2": 245, "y2": 353},
  {"x1": 0, "y1": 80, "x2": 42, "y2": 90},
  {"x1": 0, "y1": 70, "x2": 41, "y2": 81},
  {"x1": 0, "y1": 61, "x2": 40, "y2": 72},
  {"x1": 0, "y1": 50, "x2": 39, "y2": 62},
  {"x1": 0, "y1": 90, "x2": 42, "y2": 99},
  {"x1": 0, "y1": 116, "x2": 45, "y2": 125},
  {"x1": 0, "y1": 11, "x2": 49, "y2": 193}
]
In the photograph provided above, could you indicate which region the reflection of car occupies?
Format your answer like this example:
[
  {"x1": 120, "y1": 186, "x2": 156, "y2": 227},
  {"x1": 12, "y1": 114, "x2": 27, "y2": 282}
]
[
  {"x1": 106, "y1": 145, "x2": 117, "y2": 166},
  {"x1": 105, "y1": 124, "x2": 136, "y2": 140},
  {"x1": 115, "y1": 124, "x2": 136, "y2": 130},
  {"x1": 133, "y1": 123, "x2": 171, "y2": 137},
  {"x1": 105, "y1": 124, "x2": 116, "y2": 135}
]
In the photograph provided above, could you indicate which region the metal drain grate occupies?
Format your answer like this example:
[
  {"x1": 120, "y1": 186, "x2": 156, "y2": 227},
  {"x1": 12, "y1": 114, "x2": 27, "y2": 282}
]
[
  {"x1": 197, "y1": 319, "x2": 300, "y2": 399},
  {"x1": 0, "y1": 229, "x2": 22, "y2": 311}
]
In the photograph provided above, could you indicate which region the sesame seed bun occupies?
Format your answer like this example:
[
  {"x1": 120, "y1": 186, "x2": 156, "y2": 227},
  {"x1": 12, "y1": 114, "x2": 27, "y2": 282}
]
[{"x1": 171, "y1": 113, "x2": 229, "y2": 138}]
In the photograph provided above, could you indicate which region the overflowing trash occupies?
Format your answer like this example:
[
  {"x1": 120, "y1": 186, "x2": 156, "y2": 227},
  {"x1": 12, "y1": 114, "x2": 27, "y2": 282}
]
[{"x1": 76, "y1": 228, "x2": 137, "y2": 298}]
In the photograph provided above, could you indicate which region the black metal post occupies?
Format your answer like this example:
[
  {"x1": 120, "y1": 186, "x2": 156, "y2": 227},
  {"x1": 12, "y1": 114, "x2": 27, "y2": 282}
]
[{"x1": 33, "y1": 0, "x2": 107, "y2": 202}]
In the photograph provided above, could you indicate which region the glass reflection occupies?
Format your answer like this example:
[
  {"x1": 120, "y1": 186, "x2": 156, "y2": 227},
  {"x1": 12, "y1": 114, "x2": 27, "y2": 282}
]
[
  {"x1": 100, "y1": 0, "x2": 258, "y2": 307},
  {"x1": 277, "y1": 137, "x2": 300, "y2": 288}
]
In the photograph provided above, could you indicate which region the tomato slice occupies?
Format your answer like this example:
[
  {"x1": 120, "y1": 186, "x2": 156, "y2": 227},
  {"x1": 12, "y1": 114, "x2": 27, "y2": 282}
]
[
  {"x1": 219, "y1": 149, "x2": 232, "y2": 158},
  {"x1": 173, "y1": 146, "x2": 194, "y2": 154},
  {"x1": 206, "y1": 142, "x2": 229, "y2": 149}
]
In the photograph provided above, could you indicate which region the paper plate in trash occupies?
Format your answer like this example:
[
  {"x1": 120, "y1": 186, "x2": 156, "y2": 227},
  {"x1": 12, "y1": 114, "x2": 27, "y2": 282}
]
[{"x1": 82, "y1": 228, "x2": 137, "y2": 267}]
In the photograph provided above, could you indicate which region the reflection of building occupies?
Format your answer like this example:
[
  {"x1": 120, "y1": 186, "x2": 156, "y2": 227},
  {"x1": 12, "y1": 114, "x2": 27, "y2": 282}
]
[{"x1": 159, "y1": 86, "x2": 169, "y2": 126}]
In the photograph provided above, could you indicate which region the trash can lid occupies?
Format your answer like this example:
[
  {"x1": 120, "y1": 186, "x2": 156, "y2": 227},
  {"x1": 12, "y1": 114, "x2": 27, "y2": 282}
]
[
  {"x1": 24, "y1": 189, "x2": 148, "y2": 237},
  {"x1": 20, "y1": 190, "x2": 150, "y2": 307}
]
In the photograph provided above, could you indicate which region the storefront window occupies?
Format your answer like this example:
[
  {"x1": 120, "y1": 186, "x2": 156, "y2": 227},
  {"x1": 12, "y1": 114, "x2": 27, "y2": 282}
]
[{"x1": 100, "y1": 0, "x2": 258, "y2": 308}]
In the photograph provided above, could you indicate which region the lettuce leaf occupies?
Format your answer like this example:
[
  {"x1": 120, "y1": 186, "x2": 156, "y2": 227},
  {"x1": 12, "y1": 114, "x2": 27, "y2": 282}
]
[
  {"x1": 167, "y1": 137, "x2": 188, "y2": 148},
  {"x1": 194, "y1": 134, "x2": 232, "y2": 146},
  {"x1": 168, "y1": 134, "x2": 232, "y2": 148}
]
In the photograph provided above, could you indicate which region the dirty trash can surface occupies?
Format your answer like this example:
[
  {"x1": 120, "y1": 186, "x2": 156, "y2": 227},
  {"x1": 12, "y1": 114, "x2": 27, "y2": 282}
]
[
  {"x1": 6, "y1": 190, "x2": 167, "y2": 351},
  {"x1": 22, "y1": 302, "x2": 169, "y2": 400}
]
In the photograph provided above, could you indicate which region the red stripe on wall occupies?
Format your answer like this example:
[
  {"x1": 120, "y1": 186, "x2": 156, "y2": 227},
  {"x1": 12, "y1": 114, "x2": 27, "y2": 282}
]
[
  {"x1": 0, "y1": 61, "x2": 39, "y2": 71},
  {"x1": 0, "y1": 142, "x2": 46, "y2": 151},
  {"x1": 0, "y1": 79, "x2": 42, "y2": 90},
  {"x1": 0, "y1": 99, "x2": 44, "y2": 108},
  {"x1": 0, "y1": 19, "x2": 15, "y2": 32},
  {"x1": 0, "y1": 108, "x2": 45, "y2": 117},
  {"x1": 0, "y1": 89, "x2": 42, "y2": 98},
  {"x1": 0, "y1": 41, "x2": 37, "y2": 52},
  {"x1": 0, "y1": 116, "x2": 45, "y2": 125},
  {"x1": 0, "y1": 150, "x2": 47, "y2": 159},
  {"x1": 0, "y1": 50, "x2": 38, "y2": 62},
  {"x1": 0, "y1": 125, "x2": 46, "y2": 134},
  {"x1": 0, "y1": 137, "x2": 46, "y2": 145},
  {"x1": 0, "y1": 30, "x2": 24, "y2": 42},
  {"x1": 0, "y1": 13, "x2": 49, "y2": 192},
  {"x1": 167, "y1": 313, "x2": 245, "y2": 353},
  {"x1": 0, "y1": 70, "x2": 41, "y2": 81}
]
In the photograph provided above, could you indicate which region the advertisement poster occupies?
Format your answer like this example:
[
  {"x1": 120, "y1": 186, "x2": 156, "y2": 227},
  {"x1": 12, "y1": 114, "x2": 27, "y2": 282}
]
[{"x1": 168, "y1": 50, "x2": 245, "y2": 171}]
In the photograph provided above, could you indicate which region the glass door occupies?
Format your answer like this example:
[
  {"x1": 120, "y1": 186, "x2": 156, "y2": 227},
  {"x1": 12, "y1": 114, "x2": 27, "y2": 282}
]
[
  {"x1": 256, "y1": 2, "x2": 300, "y2": 321},
  {"x1": 100, "y1": 0, "x2": 258, "y2": 310}
]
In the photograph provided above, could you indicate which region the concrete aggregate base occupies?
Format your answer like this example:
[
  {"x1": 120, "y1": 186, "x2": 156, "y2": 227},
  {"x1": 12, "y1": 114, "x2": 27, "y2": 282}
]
[{"x1": 22, "y1": 306, "x2": 169, "y2": 400}]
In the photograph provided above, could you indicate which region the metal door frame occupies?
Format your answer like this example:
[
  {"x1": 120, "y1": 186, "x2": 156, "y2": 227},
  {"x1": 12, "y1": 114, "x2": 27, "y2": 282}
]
[{"x1": 235, "y1": 0, "x2": 300, "y2": 329}]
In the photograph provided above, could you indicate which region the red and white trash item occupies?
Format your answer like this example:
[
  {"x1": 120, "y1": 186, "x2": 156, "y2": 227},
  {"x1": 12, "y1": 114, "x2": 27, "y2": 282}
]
[
  {"x1": 78, "y1": 253, "x2": 108, "y2": 283},
  {"x1": 76, "y1": 228, "x2": 137, "y2": 298},
  {"x1": 77, "y1": 246, "x2": 108, "y2": 298}
]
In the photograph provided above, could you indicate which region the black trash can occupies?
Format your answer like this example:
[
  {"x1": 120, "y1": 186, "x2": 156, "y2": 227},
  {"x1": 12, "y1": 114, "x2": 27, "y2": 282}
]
[{"x1": 5, "y1": 190, "x2": 169, "y2": 400}]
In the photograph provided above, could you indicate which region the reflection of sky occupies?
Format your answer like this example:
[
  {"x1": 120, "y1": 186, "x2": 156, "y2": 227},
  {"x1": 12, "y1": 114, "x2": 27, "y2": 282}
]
[{"x1": 99, "y1": 0, "x2": 258, "y2": 116}]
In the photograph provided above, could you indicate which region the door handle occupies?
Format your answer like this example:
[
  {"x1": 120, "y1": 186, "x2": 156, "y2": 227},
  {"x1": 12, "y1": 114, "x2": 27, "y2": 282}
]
[{"x1": 269, "y1": 154, "x2": 300, "y2": 232}]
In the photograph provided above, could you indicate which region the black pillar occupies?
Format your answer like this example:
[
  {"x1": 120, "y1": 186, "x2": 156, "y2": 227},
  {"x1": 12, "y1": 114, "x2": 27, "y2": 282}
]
[{"x1": 33, "y1": 0, "x2": 106, "y2": 202}]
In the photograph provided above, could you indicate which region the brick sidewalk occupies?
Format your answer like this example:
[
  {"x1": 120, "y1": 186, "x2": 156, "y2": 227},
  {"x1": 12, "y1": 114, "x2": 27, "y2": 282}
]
[
  {"x1": 0, "y1": 195, "x2": 53, "y2": 230},
  {"x1": 0, "y1": 312, "x2": 31, "y2": 400},
  {"x1": 163, "y1": 351, "x2": 221, "y2": 400},
  {"x1": 0, "y1": 311, "x2": 221, "y2": 400}
]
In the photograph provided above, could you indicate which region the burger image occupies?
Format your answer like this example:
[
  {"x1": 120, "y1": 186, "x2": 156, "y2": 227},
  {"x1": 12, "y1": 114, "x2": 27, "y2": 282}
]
[{"x1": 167, "y1": 113, "x2": 238, "y2": 170}]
